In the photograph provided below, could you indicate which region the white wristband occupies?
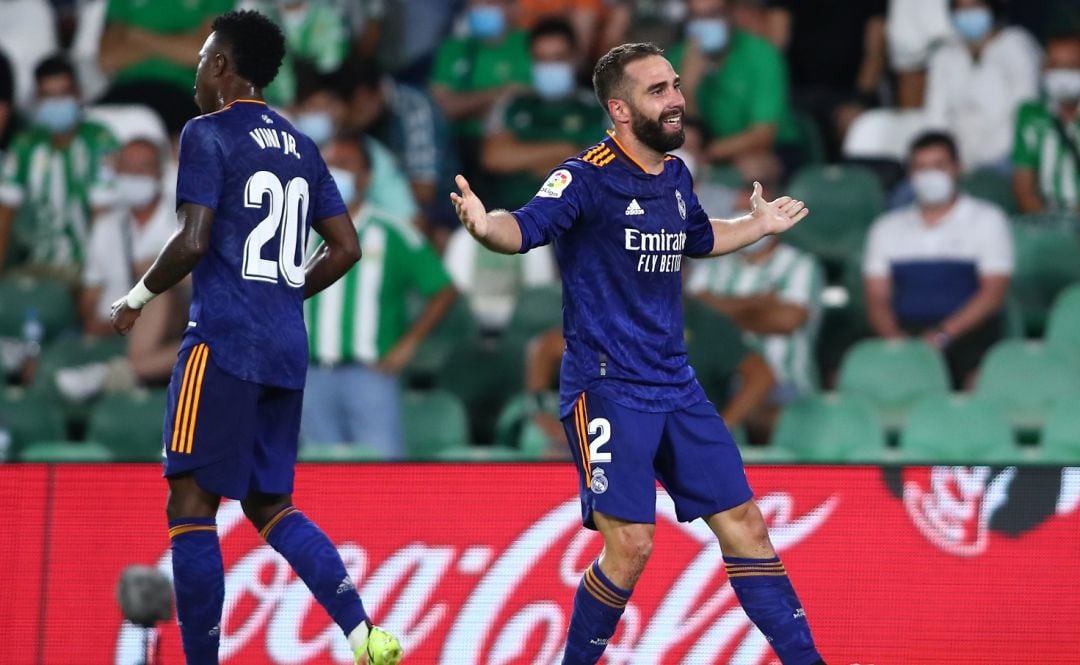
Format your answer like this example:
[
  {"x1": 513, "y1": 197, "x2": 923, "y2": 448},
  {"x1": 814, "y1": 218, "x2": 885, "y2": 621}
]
[{"x1": 125, "y1": 278, "x2": 157, "y2": 310}]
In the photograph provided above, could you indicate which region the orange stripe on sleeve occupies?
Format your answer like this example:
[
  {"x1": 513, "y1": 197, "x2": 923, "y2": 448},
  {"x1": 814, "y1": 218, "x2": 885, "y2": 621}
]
[
  {"x1": 170, "y1": 346, "x2": 201, "y2": 452},
  {"x1": 183, "y1": 346, "x2": 211, "y2": 454}
]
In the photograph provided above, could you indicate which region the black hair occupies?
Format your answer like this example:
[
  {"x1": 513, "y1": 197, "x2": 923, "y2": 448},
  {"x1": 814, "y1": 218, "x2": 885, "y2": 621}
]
[
  {"x1": 909, "y1": 130, "x2": 960, "y2": 164},
  {"x1": 211, "y1": 10, "x2": 286, "y2": 89},
  {"x1": 529, "y1": 16, "x2": 577, "y2": 50},
  {"x1": 327, "y1": 59, "x2": 382, "y2": 100},
  {"x1": 34, "y1": 54, "x2": 76, "y2": 85},
  {"x1": 328, "y1": 131, "x2": 372, "y2": 171},
  {"x1": 592, "y1": 42, "x2": 665, "y2": 113}
]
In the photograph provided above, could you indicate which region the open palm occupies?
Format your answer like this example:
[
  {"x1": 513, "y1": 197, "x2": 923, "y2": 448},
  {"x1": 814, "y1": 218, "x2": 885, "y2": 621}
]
[
  {"x1": 449, "y1": 174, "x2": 490, "y2": 241},
  {"x1": 749, "y1": 181, "x2": 809, "y2": 235}
]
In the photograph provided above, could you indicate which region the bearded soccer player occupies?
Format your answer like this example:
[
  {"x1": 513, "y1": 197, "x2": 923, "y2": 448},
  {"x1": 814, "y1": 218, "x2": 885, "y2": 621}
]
[
  {"x1": 452, "y1": 43, "x2": 824, "y2": 664},
  {"x1": 110, "y1": 11, "x2": 402, "y2": 665}
]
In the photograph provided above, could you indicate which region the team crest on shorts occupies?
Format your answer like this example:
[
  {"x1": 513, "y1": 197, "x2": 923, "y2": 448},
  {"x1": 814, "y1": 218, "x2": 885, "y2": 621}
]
[
  {"x1": 675, "y1": 189, "x2": 686, "y2": 219},
  {"x1": 591, "y1": 467, "x2": 609, "y2": 494}
]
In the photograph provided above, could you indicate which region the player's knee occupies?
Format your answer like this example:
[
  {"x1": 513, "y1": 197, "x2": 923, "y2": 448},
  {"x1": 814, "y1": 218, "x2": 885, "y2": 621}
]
[
  {"x1": 165, "y1": 476, "x2": 218, "y2": 521},
  {"x1": 241, "y1": 493, "x2": 292, "y2": 531},
  {"x1": 606, "y1": 526, "x2": 653, "y2": 578},
  {"x1": 727, "y1": 501, "x2": 772, "y2": 550}
]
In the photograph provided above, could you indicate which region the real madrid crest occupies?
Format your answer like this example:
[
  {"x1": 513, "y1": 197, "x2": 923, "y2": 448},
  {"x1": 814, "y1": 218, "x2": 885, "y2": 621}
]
[
  {"x1": 675, "y1": 189, "x2": 686, "y2": 220},
  {"x1": 590, "y1": 467, "x2": 609, "y2": 494}
]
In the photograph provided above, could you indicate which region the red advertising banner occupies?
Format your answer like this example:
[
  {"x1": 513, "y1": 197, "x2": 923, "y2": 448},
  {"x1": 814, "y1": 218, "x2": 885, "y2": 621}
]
[{"x1": 1, "y1": 463, "x2": 1079, "y2": 664}]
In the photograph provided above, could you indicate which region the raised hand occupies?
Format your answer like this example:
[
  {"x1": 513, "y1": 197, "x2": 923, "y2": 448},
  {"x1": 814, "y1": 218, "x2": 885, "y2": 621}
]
[
  {"x1": 449, "y1": 174, "x2": 490, "y2": 241},
  {"x1": 749, "y1": 181, "x2": 809, "y2": 235}
]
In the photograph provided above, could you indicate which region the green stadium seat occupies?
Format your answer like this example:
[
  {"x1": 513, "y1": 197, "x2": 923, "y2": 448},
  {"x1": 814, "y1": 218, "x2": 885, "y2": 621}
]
[
  {"x1": 0, "y1": 387, "x2": 65, "y2": 456},
  {"x1": 1011, "y1": 224, "x2": 1080, "y2": 334},
  {"x1": 962, "y1": 167, "x2": 1018, "y2": 214},
  {"x1": 1045, "y1": 284, "x2": 1080, "y2": 366},
  {"x1": 434, "y1": 444, "x2": 529, "y2": 461},
  {"x1": 792, "y1": 109, "x2": 827, "y2": 165},
  {"x1": 404, "y1": 298, "x2": 478, "y2": 386},
  {"x1": 435, "y1": 337, "x2": 524, "y2": 443},
  {"x1": 784, "y1": 164, "x2": 886, "y2": 263},
  {"x1": 899, "y1": 395, "x2": 1018, "y2": 463},
  {"x1": 1039, "y1": 394, "x2": 1080, "y2": 463},
  {"x1": 17, "y1": 440, "x2": 114, "y2": 462},
  {"x1": 0, "y1": 274, "x2": 78, "y2": 342},
  {"x1": 770, "y1": 393, "x2": 887, "y2": 463},
  {"x1": 974, "y1": 340, "x2": 1080, "y2": 432},
  {"x1": 836, "y1": 339, "x2": 950, "y2": 430},
  {"x1": 401, "y1": 389, "x2": 469, "y2": 459},
  {"x1": 84, "y1": 389, "x2": 168, "y2": 461},
  {"x1": 298, "y1": 444, "x2": 386, "y2": 462},
  {"x1": 505, "y1": 285, "x2": 562, "y2": 340}
]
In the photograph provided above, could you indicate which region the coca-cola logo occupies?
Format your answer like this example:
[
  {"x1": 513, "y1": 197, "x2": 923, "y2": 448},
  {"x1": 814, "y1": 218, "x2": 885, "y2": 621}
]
[{"x1": 115, "y1": 491, "x2": 838, "y2": 664}]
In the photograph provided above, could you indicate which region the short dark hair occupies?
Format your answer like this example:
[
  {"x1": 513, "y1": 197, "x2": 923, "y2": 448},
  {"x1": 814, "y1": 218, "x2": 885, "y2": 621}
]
[
  {"x1": 592, "y1": 42, "x2": 665, "y2": 113},
  {"x1": 34, "y1": 54, "x2": 76, "y2": 85},
  {"x1": 212, "y1": 10, "x2": 286, "y2": 89},
  {"x1": 909, "y1": 130, "x2": 960, "y2": 164},
  {"x1": 529, "y1": 17, "x2": 577, "y2": 50},
  {"x1": 328, "y1": 131, "x2": 372, "y2": 172},
  {"x1": 328, "y1": 59, "x2": 382, "y2": 100}
]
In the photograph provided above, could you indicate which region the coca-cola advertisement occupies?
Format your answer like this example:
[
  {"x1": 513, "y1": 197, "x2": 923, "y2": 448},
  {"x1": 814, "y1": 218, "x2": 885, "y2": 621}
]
[{"x1": 2, "y1": 463, "x2": 1079, "y2": 664}]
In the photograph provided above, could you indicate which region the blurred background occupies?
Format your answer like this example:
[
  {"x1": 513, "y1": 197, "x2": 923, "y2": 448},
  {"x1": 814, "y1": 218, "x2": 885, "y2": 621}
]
[{"x1": 0, "y1": 0, "x2": 1079, "y2": 468}]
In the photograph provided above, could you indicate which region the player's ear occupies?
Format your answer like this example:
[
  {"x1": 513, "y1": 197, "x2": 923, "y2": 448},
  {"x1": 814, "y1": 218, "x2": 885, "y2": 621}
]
[
  {"x1": 607, "y1": 98, "x2": 629, "y2": 124},
  {"x1": 211, "y1": 51, "x2": 228, "y2": 78}
]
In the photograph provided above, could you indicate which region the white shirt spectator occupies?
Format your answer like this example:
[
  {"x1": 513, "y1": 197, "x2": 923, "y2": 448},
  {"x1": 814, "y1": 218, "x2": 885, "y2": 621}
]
[
  {"x1": 863, "y1": 194, "x2": 1013, "y2": 324},
  {"x1": 82, "y1": 194, "x2": 175, "y2": 320},
  {"x1": 443, "y1": 225, "x2": 557, "y2": 331},
  {"x1": 925, "y1": 28, "x2": 1042, "y2": 170},
  {"x1": 886, "y1": 0, "x2": 952, "y2": 72}
]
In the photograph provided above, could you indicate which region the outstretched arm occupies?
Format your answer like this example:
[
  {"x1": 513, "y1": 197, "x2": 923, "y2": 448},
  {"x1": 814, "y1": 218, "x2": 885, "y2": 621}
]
[
  {"x1": 450, "y1": 174, "x2": 523, "y2": 254},
  {"x1": 706, "y1": 182, "x2": 808, "y2": 256},
  {"x1": 110, "y1": 202, "x2": 214, "y2": 335}
]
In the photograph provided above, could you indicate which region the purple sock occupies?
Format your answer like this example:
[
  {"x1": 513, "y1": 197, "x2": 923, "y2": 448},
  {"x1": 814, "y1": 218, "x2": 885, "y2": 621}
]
[
  {"x1": 562, "y1": 560, "x2": 632, "y2": 664},
  {"x1": 169, "y1": 518, "x2": 223, "y2": 664}
]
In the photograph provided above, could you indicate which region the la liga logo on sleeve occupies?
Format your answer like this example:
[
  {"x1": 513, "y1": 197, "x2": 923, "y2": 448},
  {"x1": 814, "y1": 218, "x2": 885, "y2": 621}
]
[{"x1": 536, "y1": 169, "x2": 573, "y2": 198}]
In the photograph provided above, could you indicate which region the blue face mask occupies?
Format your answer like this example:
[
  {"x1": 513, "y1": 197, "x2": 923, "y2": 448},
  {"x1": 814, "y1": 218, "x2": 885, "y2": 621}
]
[
  {"x1": 295, "y1": 111, "x2": 333, "y2": 146},
  {"x1": 468, "y1": 5, "x2": 506, "y2": 40},
  {"x1": 686, "y1": 18, "x2": 730, "y2": 54},
  {"x1": 34, "y1": 96, "x2": 80, "y2": 134},
  {"x1": 952, "y1": 7, "x2": 993, "y2": 43},
  {"x1": 329, "y1": 166, "x2": 357, "y2": 206},
  {"x1": 532, "y1": 62, "x2": 575, "y2": 100}
]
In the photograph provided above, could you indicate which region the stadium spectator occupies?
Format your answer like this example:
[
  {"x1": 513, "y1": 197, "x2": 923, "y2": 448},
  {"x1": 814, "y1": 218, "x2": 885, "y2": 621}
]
[
  {"x1": 864, "y1": 131, "x2": 1014, "y2": 389},
  {"x1": 443, "y1": 225, "x2": 557, "y2": 333},
  {"x1": 1012, "y1": 31, "x2": 1080, "y2": 214},
  {"x1": 479, "y1": 17, "x2": 609, "y2": 211},
  {"x1": 80, "y1": 138, "x2": 174, "y2": 338},
  {"x1": 302, "y1": 136, "x2": 456, "y2": 458},
  {"x1": 331, "y1": 58, "x2": 456, "y2": 241},
  {"x1": 601, "y1": 0, "x2": 688, "y2": 53},
  {"x1": 687, "y1": 181, "x2": 824, "y2": 438},
  {"x1": 430, "y1": 0, "x2": 531, "y2": 181},
  {"x1": 372, "y1": 0, "x2": 458, "y2": 84},
  {"x1": 0, "y1": 51, "x2": 16, "y2": 153},
  {"x1": 0, "y1": 55, "x2": 117, "y2": 284},
  {"x1": 515, "y1": 0, "x2": 604, "y2": 60},
  {"x1": 764, "y1": 0, "x2": 887, "y2": 160},
  {"x1": 97, "y1": 0, "x2": 232, "y2": 136},
  {"x1": 886, "y1": 0, "x2": 953, "y2": 108},
  {"x1": 924, "y1": 0, "x2": 1042, "y2": 171},
  {"x1": 238, "y1": 0, "x2": 352, "y2": 107},
  {"x1": 667, "y1": 0, "x2": 799, "y2": 171}
]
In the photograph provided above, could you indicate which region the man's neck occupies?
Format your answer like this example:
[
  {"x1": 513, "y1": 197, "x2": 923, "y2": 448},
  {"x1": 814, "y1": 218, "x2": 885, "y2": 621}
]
[
  {"x1": 217, "y1": 85, "x2": 264, "y2": 112},
  {"x1": 919, "y1": 197, "x2": 958, "y2": 225},
  {"x1": 49, "y1": 129, "x2": 76, "y2": 149},
  {"x1": 610, "y1": 128, "x2": 666, "y2": 174}
]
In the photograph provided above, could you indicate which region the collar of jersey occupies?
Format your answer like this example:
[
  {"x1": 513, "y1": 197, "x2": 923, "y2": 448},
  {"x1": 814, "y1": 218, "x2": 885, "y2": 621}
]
[
  {"x1": 604, "y1": 129, "x2": 675, "y2": 176},
  {"x1": 215, "y1": 98, "x2": 267, "y2": 113}
]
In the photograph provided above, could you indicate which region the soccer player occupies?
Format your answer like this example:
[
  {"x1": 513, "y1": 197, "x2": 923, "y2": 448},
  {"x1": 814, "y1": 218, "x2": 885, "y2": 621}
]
[
  {"x1": 110, "y1": 11, "x2": 402, "y2": 665},
  {"x1": 452, "y1": 43, "x2": 825, "y2": 664}
]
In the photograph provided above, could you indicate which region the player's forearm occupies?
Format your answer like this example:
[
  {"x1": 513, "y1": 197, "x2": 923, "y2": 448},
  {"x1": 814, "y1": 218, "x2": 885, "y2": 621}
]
[
  {"x1": 303, "y1": 243, "x2": 360, "y2": 298},
  {"x1": 140, "y1": 229, "x2": 208, "y2": 296},
  {"x1": 473, "y1": 209, "x2": 524, "y2": 254},
  {"x1": 722, "y1": 353, "x2": 774, "y2": 428},
  {"x1": 707, "y1": 215, "x2": 770, "y2": 256}
]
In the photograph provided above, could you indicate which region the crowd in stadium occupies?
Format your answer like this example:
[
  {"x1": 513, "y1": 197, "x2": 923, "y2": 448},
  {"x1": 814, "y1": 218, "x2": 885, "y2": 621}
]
[{"x1": 0, "y1": 0, "x2": 1078, "y2": 465}]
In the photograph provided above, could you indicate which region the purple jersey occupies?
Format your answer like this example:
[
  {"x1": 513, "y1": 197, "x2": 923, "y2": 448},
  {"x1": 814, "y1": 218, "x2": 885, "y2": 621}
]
[
  {"x1": 513, "y1": 132, "x2": 715, "y2": 417},
  {"x1": 175, "y1": 100, "x2": 346, "y2": 389}
]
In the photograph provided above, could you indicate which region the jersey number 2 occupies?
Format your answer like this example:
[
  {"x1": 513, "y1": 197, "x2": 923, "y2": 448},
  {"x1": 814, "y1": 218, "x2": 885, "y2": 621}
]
[
  {"x1": 589, "y1": 417, "x2": 612, "y2": 463},
  {"x1": 242, "y1": 171, "x2": 309, "y2": 286}
]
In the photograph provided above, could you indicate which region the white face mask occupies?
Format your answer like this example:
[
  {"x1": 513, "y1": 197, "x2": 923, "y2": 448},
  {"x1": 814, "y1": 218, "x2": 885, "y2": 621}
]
[
  {"x1": 911, "y1": 168, "x2": 956, "y2": 206},
  {"x1": 1043, "y1": 68, "x2": 1080, "y2": 105},
  {"x1": 114, "y1": 174, "x2": 160, "y2": 208}
]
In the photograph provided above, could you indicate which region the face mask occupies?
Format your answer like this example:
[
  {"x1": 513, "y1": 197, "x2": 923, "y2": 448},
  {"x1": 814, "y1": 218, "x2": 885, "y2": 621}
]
[
  {"x1": 295, "y1": 112, "x2": 333, "y2": 146},
  {"x1": 114, "y1": 174, "x2": 160, "y2": 208},
  {"x1": 1043, "y1": 68, "x2": 1080, "y2": 104},
  {"x1": 329, "y1": 166, "x2": 357, "y2": 206},
  {"x1": 686, "y1": 18, "x2": 730, "y2": 54},
  {"x1": 532, "y1": 62, "x2": 575, "y2": 100},
  {"x1": 911, "y1": 168, "x2": 956, "y2": 206},
  {"x1": 34, "y1": 96, "x2": 80, "y2": 134},
  {"x1": 467, "y1": 5, "x2": 505, "y2": 40},
  {"x1": 951, "y1": 7, "x2": 993, "y2": 43}
]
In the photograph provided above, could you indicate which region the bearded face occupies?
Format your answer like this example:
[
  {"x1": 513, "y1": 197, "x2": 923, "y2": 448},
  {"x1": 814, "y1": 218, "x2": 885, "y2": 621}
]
[{"x1": 627, "y1": 98, "x2": 685, "y2": 153}]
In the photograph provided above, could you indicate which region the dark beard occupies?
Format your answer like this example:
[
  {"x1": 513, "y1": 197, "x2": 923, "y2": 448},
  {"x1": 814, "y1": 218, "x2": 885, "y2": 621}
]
[{"x1": 629, "y1": 104, "x2": 685, "y2": 153}]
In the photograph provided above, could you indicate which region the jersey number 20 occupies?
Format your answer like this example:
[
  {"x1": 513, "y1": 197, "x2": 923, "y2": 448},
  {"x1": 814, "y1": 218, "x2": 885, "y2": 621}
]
[{"x1": 242, "y1": 171, "x2": 309, "y2": 286}]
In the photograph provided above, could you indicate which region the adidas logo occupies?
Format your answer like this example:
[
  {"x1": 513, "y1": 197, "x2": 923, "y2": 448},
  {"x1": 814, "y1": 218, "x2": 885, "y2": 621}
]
[{"x1": 625, "y1": 199, "x2": 644, "y2": 216}]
